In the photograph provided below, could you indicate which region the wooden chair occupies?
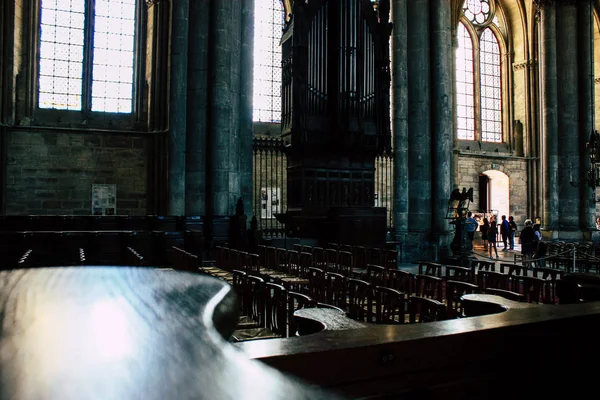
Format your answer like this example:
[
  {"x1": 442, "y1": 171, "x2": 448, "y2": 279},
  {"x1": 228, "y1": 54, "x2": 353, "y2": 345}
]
[
  {"x1": 381, "y1": 249, "x2": 398, "y2": 269},
  {"x1": 500, "y1": 263, "x2": 530, "y2": 277},
  {"x1": 408, "y1": 296, "x2": 447, "y2": 323},
  {"x1": 347, "y1": 279, "x2": 373, "y2": 323},
  {"x1": 445, "y1": 265, "x2": 472, "y2": 283},
  {"x1": 365, "y1": 264, "x2": 387, "y2": 286},
  {"x1": 325, "y1": 248, "x2": 338, "y2": 272},
  {"x1": 324, "y1": 272, "x2": 348, "y2": 310},
  {"x1": 477, "y1": 270, "x2": 509, "y2": 291},
  {"x1": 415, "y1": 274, "x2": 443, "y2": 300},
  {"x1": 388, "y1": 269, "x2": 415, "y2": 295},
  {"x1": 333, "y1": 250, "x2": 352, "y2": 277},
  {"x1": 445, "y1": 280, "x2": 479, "y2": 318},
  {"x1": 509, "y1": 276, "x2": 544, "y2": 303},
  {"x1": 417, "y1": 261, "x2": 443, "y2": 278},
  {"x1": 352, "y1": 246, "x2": 368, "y2": 270},
  {"x1": 307, "y1": 267, "x2": 326, "y2": 302},
  {"x1": 287, "y1": 292, "x2": 317, "y2": 337},
  {"x1": 366, "y1": 247, "x2": 381, "y2": 265},
  {"x1": 532, "y1": 267, "x2": 563, "y2": 304},
  {"x1": 312, "y1": 247, "x2": 326, "y2": 269},
  {"x1": 373, "y1": 286, "x2": 405, "y2": 324},
  {"x1": 231, "y1": 282, "x2": 288, "y2": 341},
  {"x1": 235, "y1": 274, "x2": 263, "y2": 329}
]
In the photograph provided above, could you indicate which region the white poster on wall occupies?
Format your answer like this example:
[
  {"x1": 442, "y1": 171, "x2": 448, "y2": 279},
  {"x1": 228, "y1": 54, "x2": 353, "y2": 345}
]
[
  {"x1": 92, "y1": 184, "x2": 117, "y2": 216},
  {"x1": 261, "y1": 187, "x2": 280, "y2": 219}
]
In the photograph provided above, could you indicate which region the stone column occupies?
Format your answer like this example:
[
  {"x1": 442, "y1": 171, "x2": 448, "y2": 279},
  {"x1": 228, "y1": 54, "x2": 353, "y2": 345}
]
[
  {"x1": 185, "y1": 0, "x2": 210, "y2": 215},
  {"x1": 430, "y1": 0, "x2": 453, "y2": 235},
  {"x1": 391, "y1": 0, "x2": 408, "y2": 240},
  {"x1": 406, "y1": 0, "x2": 431, "y2": 233},
  {"x1": 540, "y1": 2, "x2": 558, "y2": 231},
  {"x1": 556, "y1": 1, "x2": 579, "y2": 230},
  {"x1": 168, "y1": 0, "x2": 188, "y2": 215},
  {"x1": 577, "y1": 0, "x2": 595, "y2": 230},
  {"x1": 239, "y1": 0, "x2": 255, "y2": 220},
  {"x1": 209, "y1": 0, "x2": 242, "y2": 216}
]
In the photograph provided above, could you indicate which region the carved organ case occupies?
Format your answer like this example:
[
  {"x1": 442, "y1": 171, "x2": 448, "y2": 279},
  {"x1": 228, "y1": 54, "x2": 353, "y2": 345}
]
[{"x1": 280, "y1": 0, "x2": 392, "y2": 244}]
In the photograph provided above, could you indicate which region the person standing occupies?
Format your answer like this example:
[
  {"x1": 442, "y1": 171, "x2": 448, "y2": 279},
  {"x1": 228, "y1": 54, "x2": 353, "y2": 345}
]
[
  {"x1": 488, "y1": 220, "x2": 499, "y2": 258},
  {"x1": 500, "y1": 215, "x2": 510, "y2": 251},
  {"x1": 508, "y1": 216, "x2": 517, "y2": 250},
  {"x1": 480, "y1": 217, "x2": 490, "y2": 251},
  {"x1": 465, "y1": 211, "x2": 478, "y2": 245},
  {"x1": 520, "y1": 219, "x2": 535, "y2": 265}
]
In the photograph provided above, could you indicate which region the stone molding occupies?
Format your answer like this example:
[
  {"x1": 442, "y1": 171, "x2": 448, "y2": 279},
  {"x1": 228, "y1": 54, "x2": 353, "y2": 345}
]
[{"x1": 512, "y1": 59, "x2": 536, "y2": 71}]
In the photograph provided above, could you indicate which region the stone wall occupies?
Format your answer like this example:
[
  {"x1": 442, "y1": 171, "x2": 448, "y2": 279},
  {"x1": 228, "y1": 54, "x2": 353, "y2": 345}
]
[
  {"x1": 456, "y1": 154, "x2": 529, "y2": 224},
  {"x1": 5, "y1": 129, "x2": 148, "y2": 215}
]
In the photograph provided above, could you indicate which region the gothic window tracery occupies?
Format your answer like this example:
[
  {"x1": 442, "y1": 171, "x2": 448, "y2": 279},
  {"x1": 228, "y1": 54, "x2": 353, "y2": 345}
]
[
  {"x1": 455, "y1": 0, "x2": 504, "y2": 143},
  {"x1": 253, "y1": 0, "x2": 285, "y2": 123},
  {"x1": 38, "y1": 0, "x2": 137, "y2": 113}
]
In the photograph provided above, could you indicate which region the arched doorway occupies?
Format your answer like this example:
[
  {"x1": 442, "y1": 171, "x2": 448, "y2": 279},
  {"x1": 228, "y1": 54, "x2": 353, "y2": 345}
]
[{"x1": 479, "y1": 170, "x2": 510, "y2": 219}]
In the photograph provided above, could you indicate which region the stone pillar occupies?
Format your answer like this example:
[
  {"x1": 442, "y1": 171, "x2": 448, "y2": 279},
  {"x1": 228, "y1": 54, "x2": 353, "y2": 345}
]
[
  {"x1": 540, "y1": 3, "x2": 558, "y2": 231},
  {"x1": 430, "y1": 0, "x2": 453, "y2": 237},
  {"x1": 556, "y1": 1, "x2": 579, "y2": 230},
  {"x1": 209, "y1": 0, "x2": 242, "y2": 216},
  {"x1": 577, "y1": 0, "x2": 595, "y2": 230},
  {"x1": 239, "y1": 0, "x2": 255, "y2": 220},
  {"x1": 168, "y1": 0, "x2": 188, "y2": 215},
  {"x1": 406, "y1": 0, "x2": 431, "y2": 232},
  {"x1": 185, "y1": 0, "x2": 210, "y2": 215},
  {"x1": 391, "y1": 0, "x2": 408, "y2": 240}
]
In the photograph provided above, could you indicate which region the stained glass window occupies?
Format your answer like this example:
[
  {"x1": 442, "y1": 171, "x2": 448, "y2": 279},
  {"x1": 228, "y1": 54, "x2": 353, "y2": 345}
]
[
  {"x1": 253, "y1": 0, "x2": 285, "y2": 123},
  {"x1": 456, "y1": 0, "x2": 503, "y2": 143},
  {"x1": 480, "y1": 28, "x2": 502, "y2": 143},
  {"x1": 456, "y1": 23, "x2": 475, "y2": 141},
  {"x1": 463, "y1": 0, "x2": 491, "y2": 25},
  {"x1": 38, "y1": 0, "x2": 137, "y2": 113}
]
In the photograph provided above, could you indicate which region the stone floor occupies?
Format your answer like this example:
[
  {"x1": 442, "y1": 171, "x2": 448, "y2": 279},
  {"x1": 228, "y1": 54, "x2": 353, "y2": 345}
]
[{"x1": 399, "y1": 238, "x2": 524, "y2": 273}]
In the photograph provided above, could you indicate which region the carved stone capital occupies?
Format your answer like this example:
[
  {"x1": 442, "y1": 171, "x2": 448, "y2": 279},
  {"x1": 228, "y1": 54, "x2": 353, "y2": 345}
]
[{"x1": 146, "y1": 0, "x2": 169, "y2": 8}]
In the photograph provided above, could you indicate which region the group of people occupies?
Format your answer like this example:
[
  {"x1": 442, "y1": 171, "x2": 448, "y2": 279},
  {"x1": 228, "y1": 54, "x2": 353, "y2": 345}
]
[{"x1": 466, "y1": 212, "x2": 542, "y2": 259}]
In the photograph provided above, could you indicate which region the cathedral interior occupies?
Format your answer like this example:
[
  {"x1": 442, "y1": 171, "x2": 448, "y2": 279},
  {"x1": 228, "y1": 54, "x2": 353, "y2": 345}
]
[{"x1": 1, "y1": 0, "x2": 600, "y2": 399}]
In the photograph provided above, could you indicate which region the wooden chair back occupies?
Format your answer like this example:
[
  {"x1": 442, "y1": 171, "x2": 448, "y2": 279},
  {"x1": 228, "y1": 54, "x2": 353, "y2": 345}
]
[
  {"x1": 265, "y1": 282, "x2": 288, "y2": 337},
  {"x1": 307, "y1": 267, "x2": 326, "y2": 302},
  {"x1": 373, "y1": 286, "x2": 405, "y2": 324},
  {"x1": 365, "y1": 264, "x2": 387, "y2": 286},
  {"x1": 446, "y1": 280, "x2": 479, "y2": 318},
  {"x1": 418, "y1": 261, "x2": 443, "y2": 278},
  {"x1": 287, "y1": 292, "x2": 317, "y2": 337},
  {"x1": 477, "y1": 270, "x2": 509, "y2": 291},
  {"x1": 415, "y1": 274, "x2": 443, "y2": 300},
  {"x1": 324, "y1": 272, "x2": 348, "y2": 310},
  {"x1": 347, "y1": 279, "x2": 373, "y2": 322},
  {"x1": 388, "y1": 269, "x2": 414, "y2": 294},
  {"x1": 408, "y1": 296, "x2": 447, "y2": 323}
]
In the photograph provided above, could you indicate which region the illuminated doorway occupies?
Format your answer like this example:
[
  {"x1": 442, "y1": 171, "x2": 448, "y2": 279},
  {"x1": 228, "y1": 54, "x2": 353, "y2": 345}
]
[{"x1": 479, "y1": 170, "x2": 510, "y2": 219}]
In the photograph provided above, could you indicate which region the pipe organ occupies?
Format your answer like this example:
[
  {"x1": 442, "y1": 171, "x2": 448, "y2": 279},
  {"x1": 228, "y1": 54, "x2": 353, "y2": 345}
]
[{"x1": 279, "y1": 0, "x2": 392, "y2": 245}]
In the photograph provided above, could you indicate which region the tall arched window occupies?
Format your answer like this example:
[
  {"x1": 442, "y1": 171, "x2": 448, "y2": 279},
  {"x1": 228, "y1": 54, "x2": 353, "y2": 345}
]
[
  {"x1": 456, "y1": 22, "x2": 475, "y2": 140},
  {"x1": 455, "y1": 0, "x2": 504, "y2": 143},
  {"x1": 253, "y1": 0, "x2": 285, "y2": 123},
  {"x1": 38, "y1": 0, "x2": 138, "y2": 113}
]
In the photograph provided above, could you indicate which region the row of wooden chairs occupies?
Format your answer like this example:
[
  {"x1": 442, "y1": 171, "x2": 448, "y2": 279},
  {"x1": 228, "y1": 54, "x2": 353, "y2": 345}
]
[
  {"x1": 231, "y1": 271, "x2": 331, "y2": 341},
  {"x1": 410, "y1": 260, "x2": 561, "y2": 304},
  {"x1": 292, "y1": 243, "x2": 398, "y2": 271}
]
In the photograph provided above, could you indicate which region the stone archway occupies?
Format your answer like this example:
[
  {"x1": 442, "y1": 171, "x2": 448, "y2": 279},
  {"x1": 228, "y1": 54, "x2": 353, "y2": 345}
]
[{"x1": 480, "y1": 169, "x2": 510, "y2": 219}]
